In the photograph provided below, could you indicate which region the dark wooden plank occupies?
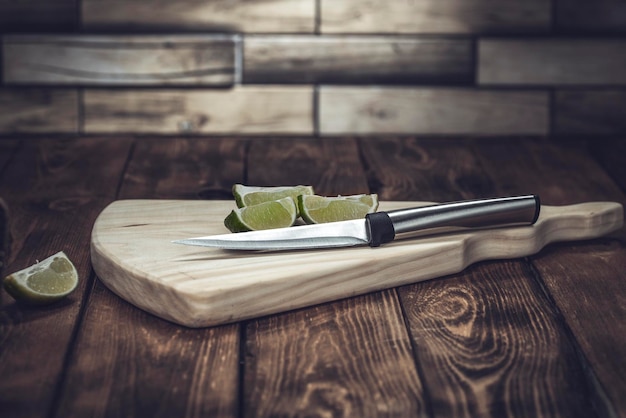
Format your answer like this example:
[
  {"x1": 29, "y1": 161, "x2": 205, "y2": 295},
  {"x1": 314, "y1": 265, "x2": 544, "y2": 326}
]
[
  {"x1": 319, "y1": 87, "x2": 549, "y2": 135},
  {"x1": 55, "y1": 282, "x2": 241, "y2": 417},
  {"x1": 246, "y1": 138, "x2": 370, "y2": 195},
  {"x1": 321, "y1": 0, "x2": 550, "y2": 34},
  {"x1": 556, "y1": 0, "x2": 626, "y2": 33},
  {"x1": 0, "y1": 137, "x2": 133, "y2": 418},
  {"x1": 0, "y1": 139, "x2": 20, "y2": 169},
  {"x1": 3, "y1": 35, "x2": 235, "y2": 86},
  {"x1": 0, "y1": 139, "x2": 16, "y2": 279},
  {"x1": 473, "y1": 138, "x2": 626, "y2": 417},
  {"x1": 81, "y1": 0, "x2": 315, "y2": 33},
  {"x1": 359, "y1": 137, "x2": 600, "y2": 417},
  {"x1": 244, "y1": 35, "x2": 472, "y2": 84},
  {"x1": 591, "y1": 138, "x2": 626, "y2": 193},
  {"x1": 118, "y1": 137, "x2": 246, "y2": 199},
  {"x1": 0, "y1": 0, "x2": 77, "y2": 32},
  {"x1": 400, "y1": 261, "x2": 594, "y2": 418},
  {"x1": 472, "y1": 139, "x2": 626, "y2": 206},
  {"x1": 53, "y1": 137, "x2": 245, "y2": 417},
  {"x1": 479, "y1": 39, "x2": 626, "y2": 85},
  {"x1": 245, "y1": 290, "x2": 425, "y2": 417},
  {"x1": 554, "y1": 90, "x2": 626, "y2": 135},
  {"x1": 0, "y1": 198, "x2": 7, "y2": 281},
  {"x1": 533, "y1": 241, "x2": 626, "y2": 418},
  {"x1": 0, "y1": 88, "x2": 79, "y2": 134},
  {"x1": 243, "y1": 138, "x2": 426, "y2": 417},
  {"x1": 359, "y1": 138, "x2": 494, "y2": 202}
]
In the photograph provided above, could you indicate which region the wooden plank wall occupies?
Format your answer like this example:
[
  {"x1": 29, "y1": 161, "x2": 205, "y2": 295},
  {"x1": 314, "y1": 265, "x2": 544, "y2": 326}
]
[{"x1": 0, "y1": 0, "x2": 625, "y2": 137}]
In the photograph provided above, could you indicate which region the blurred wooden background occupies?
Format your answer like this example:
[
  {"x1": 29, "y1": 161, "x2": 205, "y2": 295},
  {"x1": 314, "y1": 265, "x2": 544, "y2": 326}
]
[{"x1": 1, "y1": 0, "x2": 625, "y2": 137}]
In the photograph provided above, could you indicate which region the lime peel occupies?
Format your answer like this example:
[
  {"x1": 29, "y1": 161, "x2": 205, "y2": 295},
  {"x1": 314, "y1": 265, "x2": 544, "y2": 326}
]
[
  {"x1": 224, "y1": 197, "x2": 297, "y2": 232},
  {"x1": 298, "y1": 194, "x2": 379, "y2": 224},
  {"x1": 232, "y1": 184, "x2": 314, "y2": 216},
  {"x1": 3, "y1": 251, "x2": 79, "y2": 305}
]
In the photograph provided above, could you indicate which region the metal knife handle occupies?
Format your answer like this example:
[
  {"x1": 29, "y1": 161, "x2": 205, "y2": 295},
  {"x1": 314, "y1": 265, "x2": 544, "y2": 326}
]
[{"x1": 366, "y1": 195, "x2": 540, "y2": 247}]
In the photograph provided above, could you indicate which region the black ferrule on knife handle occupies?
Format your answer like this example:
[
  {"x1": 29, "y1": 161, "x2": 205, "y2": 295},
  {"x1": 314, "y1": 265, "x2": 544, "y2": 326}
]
[
  {"x1": 366, "y1": 212, "x2": 396, "y2": 247},
  {"x1": 365, "y1": 195, "x2": 541, "y2": 247}
]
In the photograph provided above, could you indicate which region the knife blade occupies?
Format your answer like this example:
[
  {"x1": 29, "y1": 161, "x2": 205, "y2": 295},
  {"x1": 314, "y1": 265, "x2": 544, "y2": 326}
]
[{"x1": 173, "y1": 195, "x2": 541, "y2": 251}]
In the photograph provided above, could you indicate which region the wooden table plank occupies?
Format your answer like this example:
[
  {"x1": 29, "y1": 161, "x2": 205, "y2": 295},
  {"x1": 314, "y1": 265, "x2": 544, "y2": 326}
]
[
  {"x1": 359, "y1": 137, "x2": 599, "y2": 417},
  {"x1": 242, "y1": 138, "x2": 426, "y2": 417},
  {"x1": 53, "y1": 138, "x2": 246, "y2": 417},
  {"x1": 402, "y1": 260, "x2": 595, "y2": 417},
  {"x1": 246, "y1": 138, "x2": 370, "y2": 195},
  {"x1": 245, "y1": 290, "x2": 425, "y2": 417},
  {"x1": 0, "y1": 138, "x2": 21, "y2": 172},
  {"x1": 0, "y1": 137, "x2": 133, "y2": 418},
  {"x1": 471, "y1": 139, "x2": 626, "y2": 228},
  {"x1": 590, "y1": 138, "x2": 626, "y2": 194},
  {"x1": 473, "y1": 138, "x2": 626, "y2": 417},
  {"x1": 532, "y1": 241, "x2": 626, "y2": 418},
  {"x1": 118, "y1": 137, "x2": 245, "y2": 200},
  {"x1": 358, "y1": 138, "x2": 494, "y2": 202}
]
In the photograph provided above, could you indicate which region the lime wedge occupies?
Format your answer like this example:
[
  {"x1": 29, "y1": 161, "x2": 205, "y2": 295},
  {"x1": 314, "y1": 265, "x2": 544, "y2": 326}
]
[
  {"x1": 224, "y1": 197, "x2": 298, "y2": 232},
  {"x1": 233, "y1": 184, "x2": 314, "y2": 216},
  {"x1": 3, "y1": 251, "x2": 79, "y2": 305},
  {"x1": 298, "y1": 194, "x2": 379, "y2": 224}
]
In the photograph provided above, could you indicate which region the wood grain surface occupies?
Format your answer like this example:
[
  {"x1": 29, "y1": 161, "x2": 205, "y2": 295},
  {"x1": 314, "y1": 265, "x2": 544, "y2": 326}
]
[
  {"x1": 81, "y1": 0, "x2": 315, "y2": 33},
  {"x1": 241, "y1": 138, "x2": 424, "y2": 417},
  {"x1": 91, "y1": 199, "x2": 622, "y2": 327},
  {"x1": 319, "y1": 87, "x2": 549, "y2": 135},
  {"x1": 479, "y1": 39, "x2": 626, "y2": 85},
  {"x1": 358, "y1": 137, "x2": 626, "y2": 417},
  {"x1": 401, "y1": 260, "x2": 597, "y2": 417},
  {"x1": 3, "y1": 35, "x2": 235, "y2": 86},
  {"x1": 3, "y1": 136, "x2": 626, "y2": 418},
  {"x1": 83, "y1": 87, "x2": 314, "y2": 135},
  {"x1": 320, "y1": 0, "x2": 550, "y2": 34},
  {"x1": 244, "y1": 290, "x2": 425, "y2": 417},
  {"x1": 473, "y1": 139, "x2": 626, "y2": 416},
  {"x1": 247, "y1": 138, "x2": 369, "y2": 195},
  {"x1": 54, "y1": 138, "x2": 246, "y2": 417},
  {"x1": 243, "y1": 35, "x2": 472, "y2": 84},
  {"x1": 554, "y1": 90, "x2": 626, "y2": 135},
  {"x1": 0, "y1": 88, "x2": 78, "y2": 134},
  {"x1": 0, "y1": 138, "x2": 132, "y2": 418}
]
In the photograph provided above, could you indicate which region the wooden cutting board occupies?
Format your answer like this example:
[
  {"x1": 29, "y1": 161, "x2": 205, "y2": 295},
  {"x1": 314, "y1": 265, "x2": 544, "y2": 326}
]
[{"x1": 91, "y1": 200, "x2": 623, "y2": 327}]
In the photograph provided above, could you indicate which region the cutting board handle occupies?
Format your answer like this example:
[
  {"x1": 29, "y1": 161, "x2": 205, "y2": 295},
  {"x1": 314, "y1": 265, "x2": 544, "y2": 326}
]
[
  {"x1": 535, "y1": 201, "x2": 622, "y2": 242},
  {"x1": 462, "y1": 201, "x2": 623, "y2": 262}
]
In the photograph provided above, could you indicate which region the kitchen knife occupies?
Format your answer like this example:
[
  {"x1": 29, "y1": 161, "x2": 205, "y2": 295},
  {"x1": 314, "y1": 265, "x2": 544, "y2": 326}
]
[{"x1": 173, "y1": 195, "x2": 540, "y2": 251}]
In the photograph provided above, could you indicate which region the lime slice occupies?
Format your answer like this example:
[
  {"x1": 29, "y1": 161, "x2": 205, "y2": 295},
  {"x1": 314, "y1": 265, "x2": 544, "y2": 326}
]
[
  {"x1": 3, "y1": 251, "x2": 79, "y2": 305},
  {"x1": 224, "y1": 197, "x2": 298, "y2": 232},
  {"x1": 232, "y1": 184, "x2": 314, "y2": 216},
  {"x1": 298, "y1": 194, "x2": 379, "y2": 224}
]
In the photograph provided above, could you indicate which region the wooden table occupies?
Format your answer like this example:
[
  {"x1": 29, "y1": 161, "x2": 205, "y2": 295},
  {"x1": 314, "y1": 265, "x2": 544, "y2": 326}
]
[{"x1": 1, "y1": 136, "x2": 625, "y2": 418}]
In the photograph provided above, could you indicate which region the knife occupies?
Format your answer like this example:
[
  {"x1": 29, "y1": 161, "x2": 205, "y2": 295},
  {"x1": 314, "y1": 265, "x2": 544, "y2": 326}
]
[{"x1": 173, "y1": 195, "x2": 540, "y2": 251}]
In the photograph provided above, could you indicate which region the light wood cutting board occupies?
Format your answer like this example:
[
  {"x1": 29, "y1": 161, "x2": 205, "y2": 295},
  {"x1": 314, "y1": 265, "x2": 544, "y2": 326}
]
[{"x1": 91, "y1": 200, "x2": 623, "y2": 327}]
